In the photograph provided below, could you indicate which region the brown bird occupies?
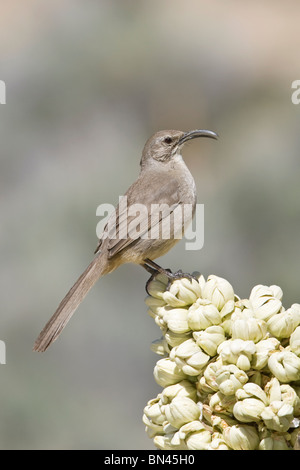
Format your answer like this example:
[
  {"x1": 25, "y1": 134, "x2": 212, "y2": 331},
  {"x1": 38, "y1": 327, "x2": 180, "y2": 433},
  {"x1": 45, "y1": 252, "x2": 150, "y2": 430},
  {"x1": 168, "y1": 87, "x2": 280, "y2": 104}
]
[{"x1": 34, "y1": 129, "x2": 217, "y2": 352}]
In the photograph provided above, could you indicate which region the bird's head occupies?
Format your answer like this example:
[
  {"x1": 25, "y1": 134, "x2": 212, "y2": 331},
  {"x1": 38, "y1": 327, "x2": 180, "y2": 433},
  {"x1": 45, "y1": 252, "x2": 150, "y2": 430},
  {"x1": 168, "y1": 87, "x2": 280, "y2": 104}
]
[{"x1": 140, "y1": 129, "x2": 218, "y2": 168}]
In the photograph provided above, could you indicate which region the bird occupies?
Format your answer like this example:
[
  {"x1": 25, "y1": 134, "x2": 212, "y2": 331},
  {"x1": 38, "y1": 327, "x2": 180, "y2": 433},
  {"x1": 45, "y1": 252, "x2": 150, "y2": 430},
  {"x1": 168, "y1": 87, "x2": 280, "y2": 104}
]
[{"x1": 33, "y1": 129, "x2": 217, "y2": 352}]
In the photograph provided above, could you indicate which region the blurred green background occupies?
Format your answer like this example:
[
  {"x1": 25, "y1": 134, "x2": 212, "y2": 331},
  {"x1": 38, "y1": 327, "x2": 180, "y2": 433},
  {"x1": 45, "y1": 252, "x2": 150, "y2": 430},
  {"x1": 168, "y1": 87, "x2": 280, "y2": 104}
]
[{"x1": 1, "y1": 0, "x2": 300, "y2": 449}]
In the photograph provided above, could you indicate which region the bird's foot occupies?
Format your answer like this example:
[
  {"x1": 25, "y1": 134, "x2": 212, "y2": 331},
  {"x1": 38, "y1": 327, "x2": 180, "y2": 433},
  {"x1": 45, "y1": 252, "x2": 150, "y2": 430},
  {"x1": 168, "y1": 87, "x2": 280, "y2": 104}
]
[
  {"x1": 165, "y1": 270, "x2": 198, "y2": 290},
  {"x1": 145, "y1": 268, "x2": 172, "y2": 295},
  {"x1": 143, "y1": 259, "x2": 197, "y2": 294}
]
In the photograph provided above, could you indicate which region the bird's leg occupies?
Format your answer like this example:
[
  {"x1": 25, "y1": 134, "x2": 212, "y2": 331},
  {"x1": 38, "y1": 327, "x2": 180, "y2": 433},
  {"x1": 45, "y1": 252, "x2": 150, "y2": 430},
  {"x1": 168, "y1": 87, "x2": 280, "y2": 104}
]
[
  {"x1": 142, "y1": 258, "x2": 197, "y2": 294},
  {"x1": 143, "y1": 259, "x2": 172, "y2": 276},
  {"x1": 142, "y1": 259, "x2": 172, "y2": 294}
]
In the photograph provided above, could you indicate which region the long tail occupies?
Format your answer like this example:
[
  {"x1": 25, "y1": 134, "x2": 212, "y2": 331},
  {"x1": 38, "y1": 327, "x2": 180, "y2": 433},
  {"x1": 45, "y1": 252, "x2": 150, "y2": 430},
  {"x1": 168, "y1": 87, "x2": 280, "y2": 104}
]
[{"x1": 33, "y1": 254, "x2": 110, "y2": 352}]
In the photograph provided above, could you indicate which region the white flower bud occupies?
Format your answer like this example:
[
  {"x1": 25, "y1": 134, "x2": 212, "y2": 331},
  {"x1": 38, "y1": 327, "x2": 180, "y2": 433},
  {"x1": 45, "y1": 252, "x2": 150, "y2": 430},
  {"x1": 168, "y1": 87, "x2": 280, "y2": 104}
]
[
  {"x1": 208, "y1": 433, "x2": 230, "y2": 450},
  {"x1": 215, "y1": 364, "x2": 249, "y2": 396},
  {"x1": 217, "y1": 339, "x2": 256, "y2": 371},
  {"x1": 150, "y1": 336, "x2": 170, "y2": 356},
  {"x1": 251, "y1": 338, "x2": 280, "y2": 370},
  {"x1": 145, "y1": 296, "x2": 166, "y2": 318},
  {"x1": 177, "y1": 420, "x2": 203, "y2": 434},
  {"x1": 164, "y1": 330, "x2": 192, "y2": 348},
  {"x1": 144, "y1": 271, "x2": 300, "y2": 450},
  {"x1": 202, "y1": 275, "x2": 235, "y2": 310},
  {"x1": 223, "y1": 424, "x2": 260, "y2": 450},
  {"x1": 162, "y1": 278, "x2": 202, "y2": 307},
  {"x1": 154, "y1": 358, "x2": 187, "y2": 387},
  {"x1": 143, "y1": 396, "x2": 165, "y2": 438},
  {"x1": 187, "y1": 299, "x2": 222, "y2": 331},
  {"x1": 163, "y1": 396, "x2": 200, "y2": 428},
  {"x1": 235, "y1": 383, "x2": 268, "y2": 404},
  {"x1": 209, "y1": 391, "x2": 236, "y2": 413},
  {"x1": 193, "y1": 325, "x2": 226, "y2": 356},
  {"x1": 145, "y1": 302, "x2": 170, "y2": 329},
  {"x1": 290, "y1": 326, "x2": 300, "y2": 356},
  {"x1": 173, "y1": 421, "x2": 212, "y2": 450},
  {"x1": 170, "y1": 339, "x2": 210, "y2": 376},
  {"x1": 280, "y1": 384, "x2": 300, "y2": 414},
  {"x1": 261, "y1": 401, "x2": 294, "y2": 432},
  {"x1": 160, "y1": 380, "x2": 197, "y2": 405},
  {"x1": 259, "y1": 435, "x2": 290, "y2": 450},
  {"x1": 164, "y1": 308, "x2": 190, "y2": 334},
  {"x1": 153, "y1": 434, "x2": 180, "y2": 450},
  {"x1": 231, "y1": 309, "x2": 267, "y2": 343},
  {"x1": 220, "y1": 300, "x2": 236, "y2": 319},
  {"x1": 195, "y1": 273, "x2": 206, "y2": 291},
  {"x1": 185, "y1": 429, "x2": 212, "y2": 450},
  {"x1": 268, "y1": 351, "x2": 300, "y2": 383},
  {"x1": 233, "y1": 398, "x2": 266, "y2": 423},
  {"x1": 146, "y1": 274, "x2": 168, "y2": 299},
  {"x1": 267, "y1": 305, "x2": 300, "y2": 339},
  {"x1": 249, "y1": 284, "x2": 282, "y2": 321},
  {"x1": 219, "y1": 300, "x2": 236, "y2": 335},
  {"x1": 200, "y1": 359, "x2": 224, "y2": 392},
  {"x1": 264, "y1": 377, "x2": 282, "y2": 403}
]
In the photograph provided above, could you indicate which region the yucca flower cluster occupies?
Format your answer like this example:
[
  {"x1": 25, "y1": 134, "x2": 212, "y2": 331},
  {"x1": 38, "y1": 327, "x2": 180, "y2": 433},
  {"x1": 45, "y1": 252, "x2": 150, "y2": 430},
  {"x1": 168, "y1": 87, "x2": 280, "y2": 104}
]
[{"x1": 143, "y1": 273, "x2": 300, "y2": 450}]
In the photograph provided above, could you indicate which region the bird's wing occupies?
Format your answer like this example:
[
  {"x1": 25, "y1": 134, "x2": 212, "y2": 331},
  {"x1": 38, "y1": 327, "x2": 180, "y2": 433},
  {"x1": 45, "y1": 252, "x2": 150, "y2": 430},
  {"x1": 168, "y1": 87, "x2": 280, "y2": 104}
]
[{"x1": 95, "y1": 172, "x2": 183, "y2": 258}]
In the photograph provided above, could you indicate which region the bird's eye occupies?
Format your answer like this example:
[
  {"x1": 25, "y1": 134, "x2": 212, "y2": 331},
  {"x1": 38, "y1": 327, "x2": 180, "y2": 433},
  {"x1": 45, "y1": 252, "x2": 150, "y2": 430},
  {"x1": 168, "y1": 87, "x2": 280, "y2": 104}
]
[{"x1": 164, "y1": 136, "x2": 172, "y2": 144}]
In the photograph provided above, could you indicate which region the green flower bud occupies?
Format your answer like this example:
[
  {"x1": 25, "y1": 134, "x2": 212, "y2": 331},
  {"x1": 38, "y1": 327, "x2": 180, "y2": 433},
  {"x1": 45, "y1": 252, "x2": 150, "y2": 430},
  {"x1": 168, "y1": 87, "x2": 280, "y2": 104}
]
[
  {"x1": 170, "y1": 339, "x2": 210, "y2": 376},
  {"x1": 231, "y1": 309, "x2": 267, "y2": 343},
  {"x1": 261, "y1": 401, "x2": 294, "y2": 432},
  {"x1": 154, "y1": 358, "x2": 187, "y2": 387},
  {"x1": 290, "y1": 326, "x2": 300, "y2": 356},
  {"x1": 268, "y1": 351, "x2": 300, "y2": 383},
  {"x1": 162, "y1": 278, "x2": 202, "y2": 307},
  {"x1": 163, "y1": 396, "x2": 200, "y2": 428},
  {"x1": 187, "y1": 299, "x2": 222, "y2": 331},
  {"x1": 202, "y1": 275, "x2": 235, "y2": 311},
  {"x1": 217, "y1": 339, "x2": 256, "y2": 371},
  {"x1": 223, "y1": 424, "x2": 260, "y2": 450},
  {"x1": 249, "y1": 284, "x2": 282, "y2": 321},
  {"x1": 193, "y1": 325, "x2": 226, "y2": 356},
  {"x1": 267, "y1": 305, "x2": 300, "y2": 339}
]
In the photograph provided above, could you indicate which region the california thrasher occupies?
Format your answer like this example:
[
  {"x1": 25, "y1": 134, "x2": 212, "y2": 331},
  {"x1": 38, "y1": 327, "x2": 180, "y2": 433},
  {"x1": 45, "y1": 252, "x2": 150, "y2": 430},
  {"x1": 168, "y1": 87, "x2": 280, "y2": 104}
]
[{"x1": 34, "y1": 129, "x2": 217, "y2": 352}]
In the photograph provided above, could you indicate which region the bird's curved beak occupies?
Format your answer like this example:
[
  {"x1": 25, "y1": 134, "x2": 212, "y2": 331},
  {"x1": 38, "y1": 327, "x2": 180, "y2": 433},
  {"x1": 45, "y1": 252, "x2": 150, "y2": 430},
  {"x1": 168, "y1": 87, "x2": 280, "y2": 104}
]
[{"x1": 178, "y1": 129, "x2": 218, "y2": 146}]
